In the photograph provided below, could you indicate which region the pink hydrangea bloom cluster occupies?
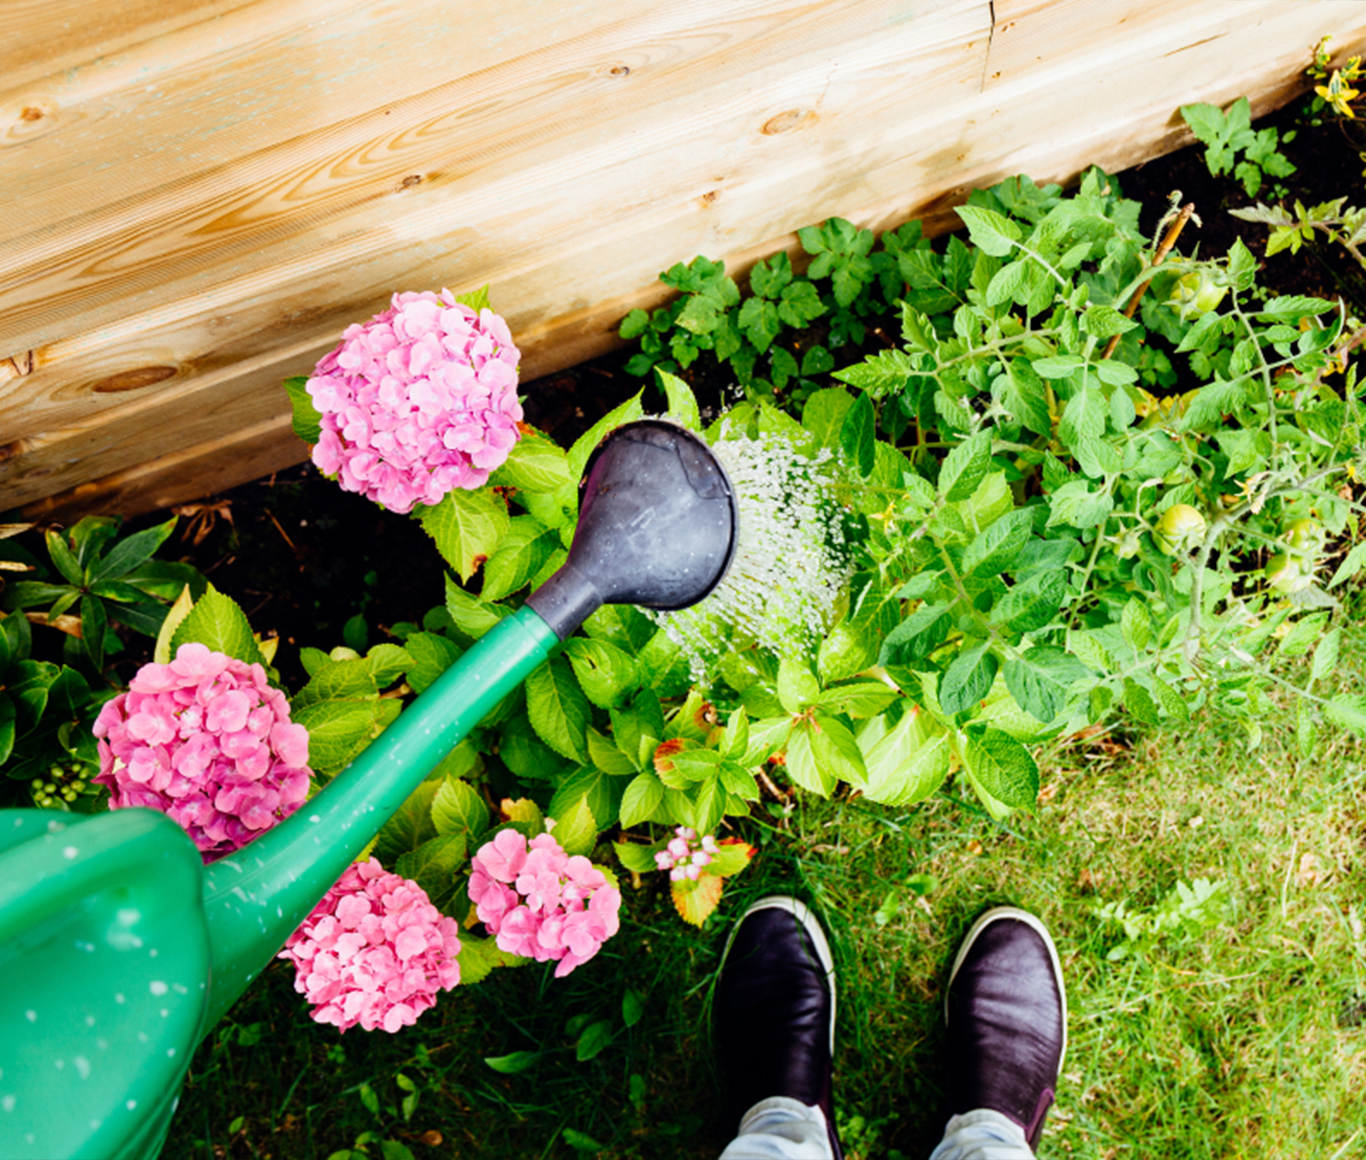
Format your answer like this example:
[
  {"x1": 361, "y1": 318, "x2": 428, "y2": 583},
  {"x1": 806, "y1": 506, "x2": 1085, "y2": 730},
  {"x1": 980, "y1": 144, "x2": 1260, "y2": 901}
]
[
  {"x1": 467, "y1": 829, "x2": 621, "y2": 978},
  {"x1": 653, "y1": 826, "x2": 719, "y2": 881},
  {"x1": 307, "y1": 289, "x2": 523, "y2": 514},
  {"x1": 279, "y1": 858, "x2": 461, "y2": 1033},
  {"x1": 92, "y1": 643, "x2": 311, "y2": 863}
]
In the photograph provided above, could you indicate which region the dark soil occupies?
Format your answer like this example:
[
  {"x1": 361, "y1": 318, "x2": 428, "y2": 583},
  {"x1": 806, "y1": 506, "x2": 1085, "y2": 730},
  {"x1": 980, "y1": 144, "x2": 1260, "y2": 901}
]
[{"x1": 95, "y1": 89, "x2": 1366, "y2": 688}]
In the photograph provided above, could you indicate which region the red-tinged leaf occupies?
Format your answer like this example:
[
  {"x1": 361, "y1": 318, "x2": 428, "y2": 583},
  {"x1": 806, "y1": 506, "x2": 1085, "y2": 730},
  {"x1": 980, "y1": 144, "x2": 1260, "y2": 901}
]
[
  {"x1": 706, "y1": 838, "x2": 756, "y2": 878},
  {"x1": 672, "y1": 874, "x2": 725, "y2": 927}
]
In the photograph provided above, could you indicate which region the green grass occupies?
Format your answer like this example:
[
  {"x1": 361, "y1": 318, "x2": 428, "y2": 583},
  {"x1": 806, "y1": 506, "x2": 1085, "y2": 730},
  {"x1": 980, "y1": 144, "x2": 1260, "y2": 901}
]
[{"x1": 169, "y1": 642, "x2": 1366, "y2": 1160}]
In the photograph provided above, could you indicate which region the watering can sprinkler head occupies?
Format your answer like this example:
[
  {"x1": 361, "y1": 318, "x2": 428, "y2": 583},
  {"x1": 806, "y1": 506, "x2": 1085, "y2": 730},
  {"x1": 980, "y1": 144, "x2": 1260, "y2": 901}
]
[{"x1": 526, "y1": 419, "x2": 739, "y2": 638}]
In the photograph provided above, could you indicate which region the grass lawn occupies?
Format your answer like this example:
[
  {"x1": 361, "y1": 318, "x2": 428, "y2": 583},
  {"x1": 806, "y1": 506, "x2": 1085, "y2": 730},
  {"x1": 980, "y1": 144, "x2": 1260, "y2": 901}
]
[{"x1": 170, "y1": 626, "x2": 1366, "y2": 1160}]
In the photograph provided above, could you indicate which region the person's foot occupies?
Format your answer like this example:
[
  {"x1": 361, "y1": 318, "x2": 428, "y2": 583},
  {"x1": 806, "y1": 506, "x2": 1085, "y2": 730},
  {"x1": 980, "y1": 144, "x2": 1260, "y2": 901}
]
[
  {"x1": 944, "y1": 906, "x2": 1067, "y2": 1152},
  {"x1": 715, "y1": 896, "x2": 842, "y2": 1158}
]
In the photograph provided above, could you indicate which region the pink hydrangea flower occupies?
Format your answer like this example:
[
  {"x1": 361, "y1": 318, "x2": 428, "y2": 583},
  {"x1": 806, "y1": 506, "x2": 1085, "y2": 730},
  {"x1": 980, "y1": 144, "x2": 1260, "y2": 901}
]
[
  {"x1": 467, "y1": 829, "x2": 621, "y2": 978},
  {"x1": 278, "y1": 859, "x2": 461, "y2": 1033},
  {"x1": 307, "y1": 289, "x2": 523, "y2": 513},
  {"x1": 653, "y1": 826, "x2": 717, "y2": 882},
  {"x1": 92, "y1": 643, "x2": 311, "y2": 863}
]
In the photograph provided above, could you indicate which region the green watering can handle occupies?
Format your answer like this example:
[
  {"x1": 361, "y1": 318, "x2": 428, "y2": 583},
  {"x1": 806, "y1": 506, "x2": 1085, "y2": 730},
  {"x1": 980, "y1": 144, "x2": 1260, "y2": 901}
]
[{"x1": 0, "y1": 605, "x2": 559, "y2": 1160}]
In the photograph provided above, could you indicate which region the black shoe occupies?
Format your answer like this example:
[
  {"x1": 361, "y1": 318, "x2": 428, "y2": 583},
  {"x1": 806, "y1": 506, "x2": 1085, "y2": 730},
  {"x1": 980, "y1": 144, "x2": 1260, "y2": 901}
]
[
  {"x1": 715, "y1": 896, "x2": 842, "y2": 1159},
  {"x1": 944, "y1": 906, "x2": 1067, "y2": 1153}
]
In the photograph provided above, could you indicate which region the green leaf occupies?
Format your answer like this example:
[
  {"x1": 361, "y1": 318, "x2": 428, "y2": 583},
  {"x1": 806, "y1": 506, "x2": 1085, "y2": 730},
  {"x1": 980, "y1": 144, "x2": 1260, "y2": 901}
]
[
  {"x1": 839, "y1": 391, "x2": 876, "y2": 477},
  {"x1": 989, "y1": 570, "x2": 1067, "y2": 634},
  {"x1": 445, "y1": 575, "x2": 507, "y2": 640},
  {"x1": 418, "y1": 489, "x2": 510, "y2": 583},
  {"x1": 962, "y1": 508, "x2": 1033, "y2": 577},
  {"x1": 622, "y1": 990, "x2": 646, "y2": 1028},
  {"x1": 1122, "y1": 678, "x2": 1161, "y2": 726},
  {"x1": 285, "y1": 375, "x2": 323, "y2": 444},
  {"x1": 484, "y1": 1051, "x2": 541, "y2": 1074},
  {"x1": 567, "y1": 392, "x2": 646, "y2": 482},
  {"x1": 1329, "y1": 541, "x2": 1366, "y2": 590},
  {"x1": 91, "y1": 517, "x2": 177, "y2": 582},
  {"x1": 614, "y1": 839, "x2": 662, "y2": 874},
  {"x1": 1121, "y1": 598, "x2": 1152, "y2": 653},
  {"x1": 373, "y1": 781, "x2": 441, "y2": 866},
  {"x1": 880, "y1": 603, "x2": 954, "y2": 667},
  {"x1": 0, "y1": 697, "x2": 16, "y2": 766},
  {"x1": 1324, "y1": 695, "x2": 1366, "y2": 739},
  {"x1": 526, "y1": 657, "x2": 591, "y2": 761},
  {"x1": 170, "y1": 584, "x2": 264, "y2": 667},
  {"x1": 564, "y1": 637, "x2": 640, "y2": 709},
  {"x1": 552, "y1": 794, "x2": 598, "y2": 857},
  {"x1": 1080, "y1": 305, "x2": 1138, "y2": 339},
  {"x1": 964, "y1": 728, "x2": 1039, "y2": 810},
  {"x1": 491, "y1": 430, "x2": 573, "y2": 493},
  {"x1": 45, "y1": 529, "x2": 83, "y2": 586},
  {"x1": 1312, "y1": 627, "x2": 1341, "y2": 683},
  {"x1": 394, "y1": 833, "x2": 467, "y2": 910},
  {"x1": 938, "y1": 431, "x2": 992, "y2": 501},
  {"x1": 453, "y1": 284, "x2": 493, "y2": 312},
  {"x1": 152, "y1": 585, "x2": 194, "y2": 666},
  {"x1": 481, "y1": 519, "x2": 558, "y2": 602},
  {"x1": 940, "y1": 643, "x2": 999, "y2": 715},
  {"x1": 955, "y1": 205, "x2": 1021, "y2": 257},
  {"x1": 814, "y1": 679, "x2": 897, "y2": 719},
  {"x1": 1059, "y1": 387, "x2": 1105, "y2": 448},
  {"x1": 576, "y1": 1020, "x2": 614, "y2": 1062},
  {"x1": 431, "y1": 776, "x2": 490, "y2": 839},
  {"x1": 776, "y1": 657, "x2": 820, "y2": 714},
  {"x1": 619, "y1": 772, "x2": 666, "y2": 827},
  {"x1": 1003, "y1": 647, "x2": 1089, "y2": 723},
  {"x1": 404, "y1": 631, "x2": 462, "y2": 694},
  {"x1": 657, "y1": 370, "x2": 702, "y2": 431},
  {"x1": 860, "y1": 707, "x2": 952, "y2": 805},
  {"x1": 292, "y1": 657, "x2": 380, "y2": 709}
]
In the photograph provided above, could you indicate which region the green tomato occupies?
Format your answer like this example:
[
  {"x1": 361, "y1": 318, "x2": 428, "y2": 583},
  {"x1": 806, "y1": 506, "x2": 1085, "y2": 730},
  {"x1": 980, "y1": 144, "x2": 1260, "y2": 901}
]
[
  {"x1": 1168, "y1": 272, "x2": 1228, "y2": 320},
  {"x1": 1283, "y1": 517, "x2": 1325, "y2": 554},
  {"x1": 1153, "y1": 504, "x2": 1207, "y2": 555},
  {"x1": 1266, "y1": 553, "x2": 1313, "y2": 594}
]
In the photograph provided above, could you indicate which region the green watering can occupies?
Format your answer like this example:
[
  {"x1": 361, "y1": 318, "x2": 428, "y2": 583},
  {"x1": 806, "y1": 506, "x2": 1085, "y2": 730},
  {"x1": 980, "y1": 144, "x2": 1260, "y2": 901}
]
[{"x1": 0, "y1": 421, "x2": 739, "y2": 1160}]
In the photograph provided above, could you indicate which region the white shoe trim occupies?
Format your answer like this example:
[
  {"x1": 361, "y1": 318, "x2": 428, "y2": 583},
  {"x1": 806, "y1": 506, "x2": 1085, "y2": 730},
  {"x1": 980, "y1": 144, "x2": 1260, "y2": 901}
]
[
  {"x1": 723, "y1": 894, "x2": 837, "y2": 1054},
  {"x1": 944, "y1": 905, "x2": 1067, "y2": 1070}
]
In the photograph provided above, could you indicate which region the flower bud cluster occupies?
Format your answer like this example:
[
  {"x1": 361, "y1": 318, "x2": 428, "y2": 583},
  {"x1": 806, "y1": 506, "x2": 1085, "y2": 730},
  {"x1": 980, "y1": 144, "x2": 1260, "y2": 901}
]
[
  {"x1": 279, "y1": 858, "x2": 461, "y2": 1033},
  {"x1": 92, "y1": 643, "x2": 311, "y2": 862},
  {"x1": 653, "y1": 826, "x2": 719, "y2": 881},
  {"x1": 468, "y1": 829, "x2": 621, "y2": 978},
  {"x1": 307, "y1": 289, "x2": 523, "y2": 513}
]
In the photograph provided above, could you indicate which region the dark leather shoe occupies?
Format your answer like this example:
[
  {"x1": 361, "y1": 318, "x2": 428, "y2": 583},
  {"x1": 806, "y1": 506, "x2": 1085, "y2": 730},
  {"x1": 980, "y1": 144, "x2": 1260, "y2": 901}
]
[
  {"x1": 945, "y1": 906, "x2": 1067, "y2": 1152},
  {"x1": 715, "y1": 896, "x2": 842, "y2": 1158}
]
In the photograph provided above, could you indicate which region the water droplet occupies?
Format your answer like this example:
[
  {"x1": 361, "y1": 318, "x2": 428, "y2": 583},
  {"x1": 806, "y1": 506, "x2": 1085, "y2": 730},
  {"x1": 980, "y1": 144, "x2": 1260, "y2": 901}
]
[
  {"x1": 149, "y1": 981, "x2": 167, "y2": 995},
  {"x1": 62, "y1": 846, "x2": 79, "y2": 859},
  {"x1": 126, "y1": 1099, "x2": 137, "y2": 1111},
  {"x1": 24, "y1": 1011, "x2": 36, "y2": 1023},
  {"x1": 74, "y1": 1056, "x2": 90, "y2": 1079},
  {"x1": 1, "y1": 1096, "x2": 14, "y2": 1113}
]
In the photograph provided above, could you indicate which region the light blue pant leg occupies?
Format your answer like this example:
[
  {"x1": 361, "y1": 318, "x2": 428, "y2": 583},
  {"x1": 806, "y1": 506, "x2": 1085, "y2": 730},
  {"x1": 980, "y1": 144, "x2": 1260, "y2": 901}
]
[
  {"x1": 928, "y1": 1109, "x2": 1034, "y2": 1160},
  {"x1": 718, "y1": 1097, "x2": 834, "y2": 1159}
]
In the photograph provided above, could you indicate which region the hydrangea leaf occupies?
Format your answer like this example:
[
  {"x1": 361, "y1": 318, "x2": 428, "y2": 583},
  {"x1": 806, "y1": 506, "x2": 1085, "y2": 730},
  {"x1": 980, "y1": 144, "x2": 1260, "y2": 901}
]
[
  {"x1": 418, "y1": 488, "x2": 510, "y2": 583},
  {"x1": 170, "y1": 583, "x2": 264, "y2": 667},
  {"x1": 284, "y1": 376, "x2": 322, "y2": 445},
  {"x1": 526, "y1": 657, "x2": 590, "y2": 762},
  {"x1": 373, "y1": 781, "x2": 441, "y2": 866},
  {"x1": 431, "y1": 776, "x2": 489, "y2": 840},
  {"x1": 672, "y1": 873, "x2": 724, "y2": 926}
]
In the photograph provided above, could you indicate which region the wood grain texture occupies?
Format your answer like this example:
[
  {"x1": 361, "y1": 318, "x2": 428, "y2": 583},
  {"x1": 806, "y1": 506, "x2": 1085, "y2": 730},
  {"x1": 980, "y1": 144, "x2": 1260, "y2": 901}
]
[{"x1": 4, "y1": 0, "x2": 1366, "y2": 518}]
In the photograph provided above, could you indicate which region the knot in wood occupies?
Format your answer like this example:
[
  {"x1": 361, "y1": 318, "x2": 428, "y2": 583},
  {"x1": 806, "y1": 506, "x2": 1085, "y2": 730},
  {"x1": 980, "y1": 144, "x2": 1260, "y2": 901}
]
[
  {"x1": 761, "y1": 109, "x2": 812, "y2": 136},
  {"x1": 90, "y1": 366, "x2": 178, "y2": 393}
]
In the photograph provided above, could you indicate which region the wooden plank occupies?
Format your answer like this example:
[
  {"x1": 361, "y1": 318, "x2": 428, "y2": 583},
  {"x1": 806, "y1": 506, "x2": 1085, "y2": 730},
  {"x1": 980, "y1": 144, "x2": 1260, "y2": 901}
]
[
  {"x1": 0, "y1": 0, "x2": 677, "y2": 243},
  {"x1": 8, "y1": 0, "x2": 1366, "y2": 520},
  {"x1": 0, "y1": 0, "x2": 987, "y2": 351},
  {"x1": 16, "y1": 415, "x2": 307, "y2": 525}
]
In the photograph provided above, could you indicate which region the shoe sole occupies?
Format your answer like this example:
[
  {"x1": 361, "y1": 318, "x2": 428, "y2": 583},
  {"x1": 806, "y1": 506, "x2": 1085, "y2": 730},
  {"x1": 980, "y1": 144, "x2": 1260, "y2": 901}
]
[
  {"x1": 944, "y1": 905, "x2": 1068, "y2": 1070},
  {"x1": 723, "y1": 894, "x2": 837, "y2": 1054}
]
